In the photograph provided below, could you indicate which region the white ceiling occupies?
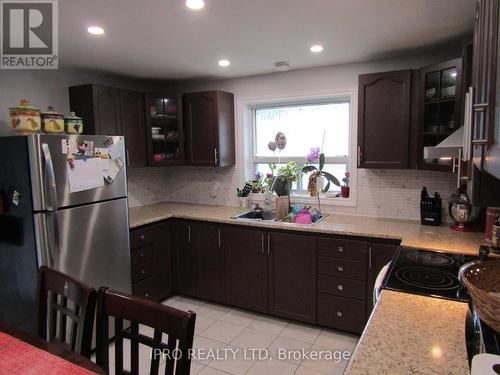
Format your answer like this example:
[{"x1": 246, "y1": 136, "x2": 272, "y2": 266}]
[{"x1": 59, "y1": 0, "x2": 475, "y2": 80}]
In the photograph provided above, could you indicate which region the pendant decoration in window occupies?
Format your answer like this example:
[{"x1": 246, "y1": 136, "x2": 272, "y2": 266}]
[{"x1": 275, "y1": 132, "x2": 287, "y2": 150}]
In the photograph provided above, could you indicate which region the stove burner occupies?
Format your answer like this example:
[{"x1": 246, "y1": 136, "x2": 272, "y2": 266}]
[
  {"x1": 406, "y1": 251, "x2": 455, "y2": 266},
  {"x1": 395, "y1": 267, "x2": 459, "y2": 291}
]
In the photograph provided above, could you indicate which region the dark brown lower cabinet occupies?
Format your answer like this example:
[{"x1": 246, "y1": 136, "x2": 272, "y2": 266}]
[
  {"x1": 130, "y1": 222, "x2": 171, "y2": 301},
  {"x1": 366, "y1": 243, "x2": 398, "y2": 317},
  {"x1": 172, "y1": 221, "x2": 198, "y2": 296},
  {"x1": 317, "y1": 294, "x2": 367, "y2": 334},
  {"x1": 224, "y1": 227, "x2": 267, "y2": 313},
  {"x1": 197, "y1": 224, "x2": 225, "y2": 303},
  {"x1": 167, "y1": 219, "x2": 399, "y2": 332},
  {"x1": 267, "y1": 232, "x2": 317, "y2": 324}
]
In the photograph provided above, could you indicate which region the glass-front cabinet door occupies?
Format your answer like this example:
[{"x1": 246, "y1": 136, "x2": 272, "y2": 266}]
[
  {"x1": 145, "y1": 95, "x2": 184, "y2": 166},
  {"x1": 419, "y1": 57, "x2": 463, "y2": 170}
]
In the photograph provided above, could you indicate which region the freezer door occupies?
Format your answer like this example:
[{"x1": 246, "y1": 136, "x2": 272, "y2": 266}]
[
  {"x1": 29, "y1": 134, "x2": 127, "y2": 211},
  {"x1": 34, "y1": 198, "x2": 131, "y2": 293}
]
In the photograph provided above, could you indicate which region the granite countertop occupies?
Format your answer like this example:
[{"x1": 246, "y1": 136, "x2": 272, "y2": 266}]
[
  {"x1": 128, "y1": 201, "x2": 484, "y2": 255},
  {"x1": 345, "y1": 290, "x2": 470, "y2": 375}
]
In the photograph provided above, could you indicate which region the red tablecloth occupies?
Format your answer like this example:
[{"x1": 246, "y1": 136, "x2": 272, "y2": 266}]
[{"x1": 0, "y1": 331, "x2": 96, "y2": 374}]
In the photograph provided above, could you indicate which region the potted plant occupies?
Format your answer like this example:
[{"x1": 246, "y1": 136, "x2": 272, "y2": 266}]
[
  {"x1": 301, "y1": 147, "x2": 341, "y2": 212},
  {"x1": 341, "y1": 171, "x2": 350, "y2": 198},
  {"x1": 273, "y1": 161, "x2": 302, "y2": 196}
]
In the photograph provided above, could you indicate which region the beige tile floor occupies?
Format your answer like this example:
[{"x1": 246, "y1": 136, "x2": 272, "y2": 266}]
[{"x1": 99, "y1": 295, "x2": 359, "y2": 375}]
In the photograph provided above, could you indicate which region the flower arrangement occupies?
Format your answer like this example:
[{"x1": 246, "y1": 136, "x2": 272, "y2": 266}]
[
  {"x1": 301, "y1": 147, "x2": 340, "y2": 194},
  {"x1": 341, "y1": 171, "x2": 350, "y2": 198},
  {"x1": 342, "y1": 171, "x2": 350, "y2": 186}
]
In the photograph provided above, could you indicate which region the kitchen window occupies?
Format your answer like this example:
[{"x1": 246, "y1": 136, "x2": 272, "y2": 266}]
[{"x1": 253, "y1": 99, "x2": 351, "y2": 194}]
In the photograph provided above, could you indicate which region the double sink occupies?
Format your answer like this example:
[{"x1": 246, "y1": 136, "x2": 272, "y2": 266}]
[{"x1": 231, "y1": 209, "x2": 327, "y2": 226}]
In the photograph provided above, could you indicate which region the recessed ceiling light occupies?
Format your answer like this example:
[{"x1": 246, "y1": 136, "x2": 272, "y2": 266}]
[
  {"x1": 218, "y1": 59, "x2": 230, "y2": 67},
  {"x1": 310, "y1": 44, "x2": 324, "y2": 53},
  {"x1": 185, "y1": 0, "x2": 205, "y2": 10},
  {"x1": 87, "y1": 26, "x2": 104, "y2": 35}
]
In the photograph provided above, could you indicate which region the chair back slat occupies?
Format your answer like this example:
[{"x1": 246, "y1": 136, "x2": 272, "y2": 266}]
[
  {"x1": 96, "y1": 287, "x2": 196, "y2": 375},
  {"x1": 164, "y1": 334, "x2": 177, "y2": 375},
  {"x1": 149, "y1": 329, "x2": 162, "y2": 375},
  {"x1": 130, "y1": 322, "x2": 140, "y2": 375},
  {"x1": 36, "y1": 266, "x2": 97, "y2": 358},
  {"x1": 114, "y1": 317, "x2": 124, "y2": 375}
]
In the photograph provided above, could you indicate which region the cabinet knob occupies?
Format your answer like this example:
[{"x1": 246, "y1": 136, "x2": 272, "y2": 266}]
[
  {"x1": 140, "y1": 235, "x2": 145, "y2": 241},
  {"x1": 141, "y1": 270, "x2": 145, "y2": 274},
  {"x1": 338, "y1": 265, "x2": 344, "y2": 272},
  {"x1": 337, "y1": 284, "x2": 344, "y2": 291},
  {"x1": 338, "y1": 246, "x2": 344, "y2": 253},
  {"x1": 140, "y1": 253, "x2": 145, "y2": 258},
  {"x1": 145, "y1": 293, "x2": 149, "y2": 298},
  {"x1": 336, "y1": 310, "x2": 343, "y2": 318}
]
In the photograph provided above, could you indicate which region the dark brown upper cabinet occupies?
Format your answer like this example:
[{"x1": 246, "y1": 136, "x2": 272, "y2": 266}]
[
  {"x1": 183, "y1": 91, "x2": 235, "y2": 167},
  {"x1": 145, "y1": 94, "x2": 184, "y2": 166},
  {"x1": 417, "y1": 58, "x2": 464, "y2": 171},
  {"x1": 469, "y1": 0, "x2": 500, "y2": 192},
  {"x1": 69, "y1": 84, "x2": 147, "y2": 168},
  {"x1": 357, "y1": 70, "x2": 412, "y2": 169}
]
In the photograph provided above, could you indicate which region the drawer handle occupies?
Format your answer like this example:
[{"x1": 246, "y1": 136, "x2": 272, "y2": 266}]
[
  {"x1": 338, "y1": 265, "x2": 344, "y2": 272},
  {"x1": 141, "y1": 270, "x2": 146, "y2": 274},
  {"x1": 338, "y1": 246, "x2": 344, "y2": 253},
  {"x1": 140, "y1": 235, "x2": 145, "y2": 241},
  {"x1": 336, "y1": 310, "x2": 343, "y2": 318},
  {"x1": 337, "y1": 284, "x2": 344, "y2": 291}
]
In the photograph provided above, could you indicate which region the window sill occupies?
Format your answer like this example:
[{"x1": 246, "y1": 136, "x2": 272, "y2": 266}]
[{"x1": 247, "y1": 192, "x2": 356, "y2": 208}]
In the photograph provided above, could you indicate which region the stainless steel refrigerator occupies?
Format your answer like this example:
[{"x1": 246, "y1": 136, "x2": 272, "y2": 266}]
[{"x1": 0, "y1": 134, "x2": 131, "y2": 334}]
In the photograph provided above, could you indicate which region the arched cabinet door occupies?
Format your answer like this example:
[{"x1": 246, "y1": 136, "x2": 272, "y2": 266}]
[{"x1": 357, "y1": 70, "x2": 412, "y2": 169}]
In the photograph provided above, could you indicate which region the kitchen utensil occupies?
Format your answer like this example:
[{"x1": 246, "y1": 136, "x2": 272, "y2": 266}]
[
  {"x1": 41, "y1": 106, "x2": 64, "y2": 133},
  {"x1": 9, "y1": 99, "x2": 41, "y2": 132},
  {"x1": 275, "y1": 196, "x2": 290, "y2": 222},
  {"x1": 151, "y1": 127, "x2": 161, "y2": 135},
  {"x1": 460, "y1": 260, "x2": 500, "y2": 332},
  {"x1": 64, "y1": 112, "x2": 83, "y2": 134}
]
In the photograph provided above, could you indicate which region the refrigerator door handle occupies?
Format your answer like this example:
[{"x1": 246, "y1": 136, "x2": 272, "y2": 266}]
[
  {"x1": 41, "y1": 143, "x2": 58, "y2": 211},
  {"x1": 34, "y1": 213, "x2": 57, "y2": 268}
]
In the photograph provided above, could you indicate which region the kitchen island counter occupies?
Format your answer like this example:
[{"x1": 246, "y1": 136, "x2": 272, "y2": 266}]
[
  {"x1": 129, "y1": 202, "x2": 483, "y2": 255},
  {"x1": 344, "y1": 289, "x2": 470, "y2": 375}
]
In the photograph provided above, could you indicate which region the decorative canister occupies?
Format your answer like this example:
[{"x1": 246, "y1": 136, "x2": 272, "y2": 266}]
[
  {"x1": 64, "y1": 111, "x2": 83, "y2": 134},
  {"x1": 41, "y1": 106, "x2": 64, "y2": 133},
  {"x1": 8, "y1": 99, "x2": 41, "y2": 132}
]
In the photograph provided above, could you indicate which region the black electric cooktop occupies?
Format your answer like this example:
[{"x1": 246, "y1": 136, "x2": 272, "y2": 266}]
[{"x1": 382, "y1": 246, "x2": 477, "y2": 302}]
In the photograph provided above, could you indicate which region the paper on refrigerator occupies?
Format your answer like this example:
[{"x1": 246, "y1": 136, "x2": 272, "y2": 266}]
[{"x1": 66, "y1": 158, "x2": 105, "y2": 193}]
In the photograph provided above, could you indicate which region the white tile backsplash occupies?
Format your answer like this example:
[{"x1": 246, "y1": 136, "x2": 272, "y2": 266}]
[{"x1": 127, "y1": 166, "x2": 456, "y2": 222}]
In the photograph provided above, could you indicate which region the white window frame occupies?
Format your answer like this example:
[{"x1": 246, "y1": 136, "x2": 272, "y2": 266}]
[
  {"x1": 252, "y1": 99, "x2": 350, "y2": 192},
  {"x1": 238, "y1": 89, "x2": 357, "y2": 207}
]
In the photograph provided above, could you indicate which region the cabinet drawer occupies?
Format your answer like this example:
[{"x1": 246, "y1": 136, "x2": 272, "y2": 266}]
[
  {"x1": 317, "y1": 294, "x2": 366, "y2": 334},
  {"x1": 131, "y1": 244, "x2": 153, "y2": 265},
  {"x1": 318, "y1": 256, "x2": 366, "y2": 281},
  {"x1": 132, "y1": 259, "x2": 154, "y2": 283},
  {"x1": 132, "y1": 276, "x2": 156, "y2": 301},
  {"x1": 130, "y1": 226, "x2": 157, "y2": 248},
  {"x1": 318, "y1": 275, "x2": 366, "y2": 300},
  {"x1": 317, "y1": 238, "x2": 367, "y2": 261}
]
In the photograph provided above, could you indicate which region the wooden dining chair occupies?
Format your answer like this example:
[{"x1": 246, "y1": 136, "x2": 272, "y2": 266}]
[
  {"x1": 95, "y1": 287, "x2": 196, "y2": 375},
  {"x1": 36, "y1": 265, "x2": 97, "y2": 358}
]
